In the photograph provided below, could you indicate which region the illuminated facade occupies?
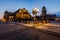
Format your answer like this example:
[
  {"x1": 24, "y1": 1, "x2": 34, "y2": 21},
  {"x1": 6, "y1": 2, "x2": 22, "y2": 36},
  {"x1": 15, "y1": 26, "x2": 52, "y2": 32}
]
[
  {"x1": 3, "y1": 7, "x2": 56, "y2": 22},
  {"x1": 4, "y1": 8, "x2": 31, "y2": 22}
]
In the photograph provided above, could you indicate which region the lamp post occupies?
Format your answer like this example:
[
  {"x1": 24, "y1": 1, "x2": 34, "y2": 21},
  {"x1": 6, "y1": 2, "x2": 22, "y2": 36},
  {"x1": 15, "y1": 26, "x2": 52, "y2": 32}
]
[{"x1": 32, "y1": 8, "x2": 39, "y2": 23}]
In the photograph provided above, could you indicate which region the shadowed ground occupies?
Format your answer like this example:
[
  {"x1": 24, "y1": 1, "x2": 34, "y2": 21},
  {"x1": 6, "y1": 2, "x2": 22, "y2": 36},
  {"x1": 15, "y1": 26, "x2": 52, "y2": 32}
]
[{"x1": 0, "y1": 22, "x2": 60, "y2": 40}]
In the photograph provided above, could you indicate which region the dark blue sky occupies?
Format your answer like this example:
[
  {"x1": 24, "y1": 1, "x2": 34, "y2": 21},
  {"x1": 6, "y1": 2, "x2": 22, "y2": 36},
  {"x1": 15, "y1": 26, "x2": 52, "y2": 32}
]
[{"x1": 0, "y1": 0, "x2": 60, "y2": 19}]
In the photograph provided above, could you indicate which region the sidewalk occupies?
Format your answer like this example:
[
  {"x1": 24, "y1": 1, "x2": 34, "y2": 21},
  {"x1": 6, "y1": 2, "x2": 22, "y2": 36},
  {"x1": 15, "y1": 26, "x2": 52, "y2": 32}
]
[{"x1": 22, "y1": 22, "x2": 60, "y2": 33}]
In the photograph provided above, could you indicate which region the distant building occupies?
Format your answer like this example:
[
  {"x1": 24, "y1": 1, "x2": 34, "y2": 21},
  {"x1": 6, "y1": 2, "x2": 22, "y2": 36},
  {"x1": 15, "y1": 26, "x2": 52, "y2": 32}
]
[
  {"x1": 40, "y1": 6, "x2": 57, "y2": 21},
  {"x1": 3, "y1": 8, "x2": 31, "y2": 22},
  {"x1": 55, "y1": 17, "x2": 60, "y2": 21},
  {"x1": 3, "y1": 7, "x2": 57, "y2": 22},
  {"x1": 4, "y1": 11, "x2": 15, "y2": 22},
  {"x1": 41, "y1": 6, "x2": 47, "y2": 16}
]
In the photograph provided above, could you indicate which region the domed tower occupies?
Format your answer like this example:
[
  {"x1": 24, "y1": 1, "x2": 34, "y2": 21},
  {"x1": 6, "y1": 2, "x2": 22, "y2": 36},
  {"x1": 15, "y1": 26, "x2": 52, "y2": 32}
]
[
  {"x1": 41, "y1": 6, "x2": 47, "y2": 16},
  {"x1": 41, "y1": 6, "x2": 49, "y2": 23}
]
